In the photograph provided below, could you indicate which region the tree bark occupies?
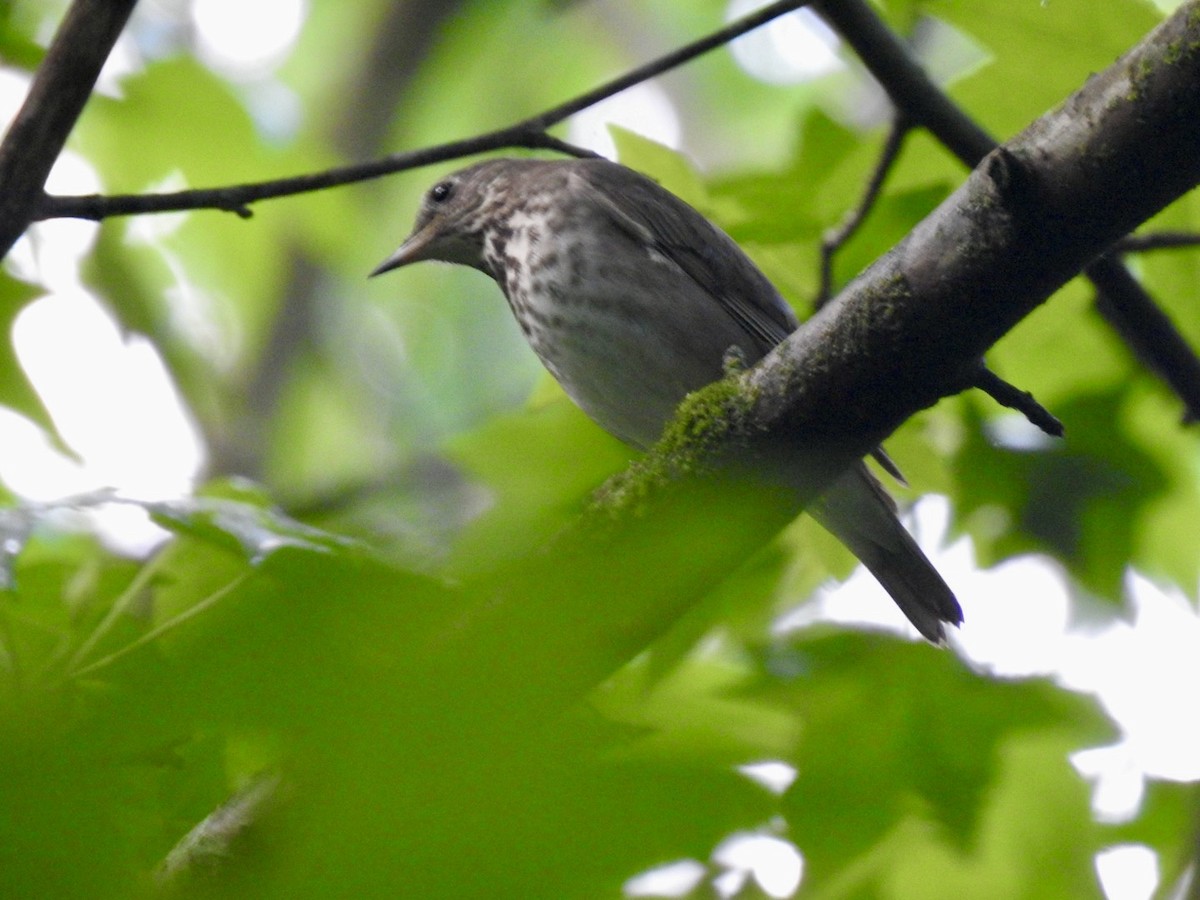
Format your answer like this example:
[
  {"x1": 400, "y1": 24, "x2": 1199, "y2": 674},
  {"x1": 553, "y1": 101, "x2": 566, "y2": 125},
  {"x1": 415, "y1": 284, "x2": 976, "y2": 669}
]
[{"x1": 0, "y1": 0, "x2": 137, "y2": 256}]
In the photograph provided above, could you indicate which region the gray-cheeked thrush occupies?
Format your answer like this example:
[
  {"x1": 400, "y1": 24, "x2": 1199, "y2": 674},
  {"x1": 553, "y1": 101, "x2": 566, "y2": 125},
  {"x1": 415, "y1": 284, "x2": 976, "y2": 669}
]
[{"x1": 373, "y1": 157, "x2": 963, "y2": 642}]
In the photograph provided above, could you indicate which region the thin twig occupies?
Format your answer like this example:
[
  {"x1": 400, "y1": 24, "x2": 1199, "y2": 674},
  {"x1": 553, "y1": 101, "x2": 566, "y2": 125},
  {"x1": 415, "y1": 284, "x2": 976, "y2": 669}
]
[
  {"x1": 37, "y1": 131, "x2": 588, "y2": 220},
  {"x1": 37, "y1": 0, "x2": 813, "y2": 223},
  {"x1": 520, "y1": 0, "x2": 809, "y2": 131},
  {"x1": 816, "y1": 115, "x2": 911, "y2": 308},
  {"x1": 972, "y1": 368, "x2": 1064, "y2": 436},
  {"x1": 1114, "y1": 230, "x2": 1200, "y2": 253}
]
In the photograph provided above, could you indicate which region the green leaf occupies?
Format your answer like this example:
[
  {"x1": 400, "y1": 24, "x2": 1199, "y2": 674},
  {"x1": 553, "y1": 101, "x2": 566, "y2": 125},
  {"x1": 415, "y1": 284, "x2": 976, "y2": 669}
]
[
  {"x1": 445, "y1": 398, "x2": 633, "y2": 575},
  {"x1": 0, "y1": 272, "x2": 58, "y2": 438},
  {"x1": 950, "y1": 384, "x2": 1196, "y2": 602},
  {"x1": 768, "y1": 631, "x2": 1113, "y2": 886},
  {"x1": 612, "y1": 126, "x2": 709, "y2": 208},
  {"x1": 146, "y1": 489, "x2": 360, "y2": 564},
  {"x1": 920, "y1": 0, "x2": 1163, "y2": 140},
  {"x1": 1105, "y1": 778, "x2": 1199, "y2": 893}
]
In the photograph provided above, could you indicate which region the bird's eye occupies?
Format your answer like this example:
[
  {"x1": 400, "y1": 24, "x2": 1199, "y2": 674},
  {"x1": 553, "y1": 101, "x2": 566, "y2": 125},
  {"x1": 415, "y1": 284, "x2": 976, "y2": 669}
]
[{"x1": 430, "y1": 181, "x2": 455, "y2": 203}]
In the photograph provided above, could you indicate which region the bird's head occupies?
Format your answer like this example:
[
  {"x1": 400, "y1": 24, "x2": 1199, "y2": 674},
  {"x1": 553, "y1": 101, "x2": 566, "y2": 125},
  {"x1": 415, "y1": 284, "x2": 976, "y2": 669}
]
[{"x1": 371, "y1": 159, "x2": 520, "y2": 277}]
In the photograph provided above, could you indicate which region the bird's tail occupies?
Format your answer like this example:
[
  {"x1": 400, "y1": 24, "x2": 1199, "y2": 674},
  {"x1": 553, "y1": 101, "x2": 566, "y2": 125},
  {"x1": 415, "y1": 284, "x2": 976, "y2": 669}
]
[{"x1": 810, "y1": 464, "x2": 963, "y2": 643}]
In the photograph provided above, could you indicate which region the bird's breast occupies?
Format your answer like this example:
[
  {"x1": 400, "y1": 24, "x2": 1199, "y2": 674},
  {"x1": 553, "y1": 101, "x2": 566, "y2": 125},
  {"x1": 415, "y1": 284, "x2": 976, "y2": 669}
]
[{"x1": 488, "y1": 216, "x2": 757, "y2": 449}]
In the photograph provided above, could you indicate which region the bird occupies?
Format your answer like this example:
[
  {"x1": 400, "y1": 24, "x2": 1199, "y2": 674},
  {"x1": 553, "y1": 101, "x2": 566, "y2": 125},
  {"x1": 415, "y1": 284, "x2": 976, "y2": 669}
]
[{"x1": 372, "y1": 156, "x2": 963, "y2": 642}]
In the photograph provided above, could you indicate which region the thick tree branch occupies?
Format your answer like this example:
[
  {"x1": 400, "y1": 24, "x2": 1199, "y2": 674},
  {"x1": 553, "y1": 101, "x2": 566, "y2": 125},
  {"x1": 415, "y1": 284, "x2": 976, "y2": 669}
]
[
  {"x1": 815, "y1": 0, "x2": 1200, "y2": 421},
  {"x1": 0, "y1": 0, "x2": 137, "y2": 256}
]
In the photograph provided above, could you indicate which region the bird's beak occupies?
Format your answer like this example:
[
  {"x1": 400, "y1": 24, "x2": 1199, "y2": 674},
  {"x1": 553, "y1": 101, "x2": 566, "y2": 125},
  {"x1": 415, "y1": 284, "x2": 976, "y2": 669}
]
[{"x1": 370, "y1": 221, "x2": 440, "y2": 277}]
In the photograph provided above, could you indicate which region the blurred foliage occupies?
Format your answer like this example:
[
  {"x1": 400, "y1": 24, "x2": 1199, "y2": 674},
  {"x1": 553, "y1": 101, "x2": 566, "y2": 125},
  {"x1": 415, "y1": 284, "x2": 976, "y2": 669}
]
[{"x1": 0, "y1": 0, "x2": 1198, "y2": 897}]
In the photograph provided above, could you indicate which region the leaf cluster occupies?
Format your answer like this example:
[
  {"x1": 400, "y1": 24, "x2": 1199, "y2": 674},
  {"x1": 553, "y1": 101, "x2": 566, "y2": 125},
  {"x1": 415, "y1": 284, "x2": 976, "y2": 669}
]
[{"x1": 0, "y1": 0, "x2": 1197, "y2": 896}]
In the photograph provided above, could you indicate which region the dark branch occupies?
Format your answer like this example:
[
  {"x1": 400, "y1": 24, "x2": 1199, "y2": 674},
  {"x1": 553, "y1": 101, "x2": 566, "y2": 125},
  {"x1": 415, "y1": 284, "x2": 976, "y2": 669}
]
[
  {"x1": 1114, "y1": 230, "x2": 1200, "y2": 253},
  {"x1": 37, "y1": 0, "x2": 813, "y2": 223},
  {"x1": 817, "y1": 115, "x2": 911, "y2": 308},
  {"x1": 36, "y1": 130, "x2": 593, "y2": 221},
  {"x1": 1089, "y1": 254, "x2": 1200, "y2": 422},
  {"x1": 0, "y1": 0, "x2": 137, "y2": 254},
  {"x1": 971, "y1": 368, "x2": 1064, "y2": 437},
  {"x1": 813, "y1": 0, "x2": 994, "y2": 164}
]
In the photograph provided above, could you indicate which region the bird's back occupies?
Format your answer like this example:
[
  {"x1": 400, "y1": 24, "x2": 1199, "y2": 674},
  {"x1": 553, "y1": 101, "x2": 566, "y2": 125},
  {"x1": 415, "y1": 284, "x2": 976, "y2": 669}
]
[{"x1": 493, "y1": 159, "x2": 797, "y2": 448}]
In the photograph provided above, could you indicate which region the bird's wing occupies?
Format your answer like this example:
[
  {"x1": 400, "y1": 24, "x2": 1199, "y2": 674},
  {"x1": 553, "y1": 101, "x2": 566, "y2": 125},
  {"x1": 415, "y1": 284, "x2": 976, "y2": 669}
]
[
  {"x1": 573, "y1": 161, "x2": 798, "y2": 356},
  {"x1": 575, "y1": 161, "x2": 908, "y2": 484}
]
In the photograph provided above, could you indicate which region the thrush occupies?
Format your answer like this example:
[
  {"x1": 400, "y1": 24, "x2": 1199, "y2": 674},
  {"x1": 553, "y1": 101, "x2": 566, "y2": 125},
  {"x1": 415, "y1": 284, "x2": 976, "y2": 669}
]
[{"x1": 373, "y1": 157, "x2": 963, "y2": 642}]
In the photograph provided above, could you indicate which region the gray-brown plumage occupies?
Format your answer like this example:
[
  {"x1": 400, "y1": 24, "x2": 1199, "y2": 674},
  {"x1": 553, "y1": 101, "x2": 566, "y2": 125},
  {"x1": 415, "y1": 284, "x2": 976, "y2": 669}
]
[{"x1": 373, "y1": 157, "x2": 963, "y2": 641}]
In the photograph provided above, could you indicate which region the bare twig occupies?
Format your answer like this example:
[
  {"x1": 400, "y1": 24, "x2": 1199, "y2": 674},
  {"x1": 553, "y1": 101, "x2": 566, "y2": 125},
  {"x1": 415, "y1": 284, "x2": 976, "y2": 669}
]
[
  {"x1": 36, "y1": 131, "x2": 591, "y2": 221},
  {"x1": 517, "y1": 0, "x2": 808, "y2": 130},
  {"x1": 37, "y1": 0, "x2": 813, "y2": 223},
  {"x1": 816, "y1": 115, "x2": 911, "y2": 308},
  {"x1": 972, "y1": 367, "x2": 1064, "y2": 436},
  {"x1": 0, "y1": 0, "x2": 137, "y2": 256},
  {"x1": 1114, "y1": 230, "x2": 1200, "y2": 253}
]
